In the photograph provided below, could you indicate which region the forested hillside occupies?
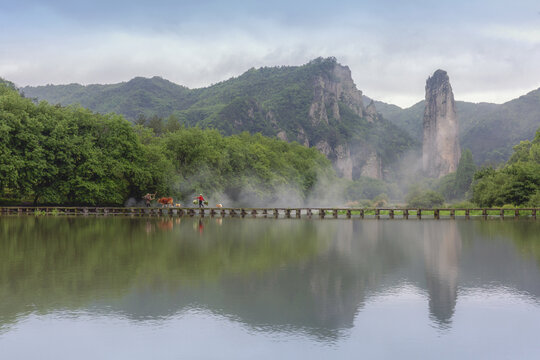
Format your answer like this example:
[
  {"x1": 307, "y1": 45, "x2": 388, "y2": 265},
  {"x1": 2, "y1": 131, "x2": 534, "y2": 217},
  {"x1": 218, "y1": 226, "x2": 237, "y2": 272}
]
[
  {"x1": 0, "y1": 82, "x2": 336, "y2": 206},
  {"x1": 367, "y1": 88, "x2": 540, "y2": 165},
  {"x1": 22, "y1": 58, "x2": 417, "y2": 181}
]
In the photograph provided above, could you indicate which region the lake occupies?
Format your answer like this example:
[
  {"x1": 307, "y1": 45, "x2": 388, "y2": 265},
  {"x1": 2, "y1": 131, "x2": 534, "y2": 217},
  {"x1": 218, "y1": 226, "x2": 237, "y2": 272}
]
[{"x1": 1, "y1": 216, "x2": 539, "y2": 359}]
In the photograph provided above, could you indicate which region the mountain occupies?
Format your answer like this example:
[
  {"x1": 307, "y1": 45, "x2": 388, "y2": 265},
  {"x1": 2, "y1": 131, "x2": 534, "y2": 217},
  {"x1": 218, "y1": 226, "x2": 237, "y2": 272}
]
[
  {"x1": 421, "y1": 70, "x2": 460, "y2": 178},
  {"x1": 365, "y1": 88, "x2": 540, "y2": 165},
  {"x1": 22, "y1": 77, "x2": 194, "y2": 119},
  {"x1": 22, "y1": 58, "x2": 417, "y2": 180}
]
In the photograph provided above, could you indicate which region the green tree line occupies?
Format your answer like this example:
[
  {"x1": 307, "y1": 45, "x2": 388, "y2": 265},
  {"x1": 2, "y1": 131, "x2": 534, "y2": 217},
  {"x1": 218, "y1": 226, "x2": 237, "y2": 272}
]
[
  {"x1": 0, "y1": 83, "x2": 334, "y2": 206},
  {"x1": 471, "y1": 128, "x2": 540, "y2": 207}
]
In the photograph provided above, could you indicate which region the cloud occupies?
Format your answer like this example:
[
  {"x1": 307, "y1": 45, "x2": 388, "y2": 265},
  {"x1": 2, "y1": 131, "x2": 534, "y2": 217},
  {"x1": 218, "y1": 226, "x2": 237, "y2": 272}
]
[
  {"x1": 481, "y1": 25, "x2": 540, "y2": 44},
  {"x1": 1, "y1": 2, "x2": 540, "y2": 108}
]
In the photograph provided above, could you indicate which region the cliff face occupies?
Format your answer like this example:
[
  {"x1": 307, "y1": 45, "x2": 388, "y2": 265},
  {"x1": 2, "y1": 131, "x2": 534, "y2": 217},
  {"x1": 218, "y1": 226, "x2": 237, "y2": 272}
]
[
  {"x1": 304, "y1": 61, "x2": 379, "y2": 179},
  {"x1": 422, "y1": 70, "x2": 461, "y2": 178}
]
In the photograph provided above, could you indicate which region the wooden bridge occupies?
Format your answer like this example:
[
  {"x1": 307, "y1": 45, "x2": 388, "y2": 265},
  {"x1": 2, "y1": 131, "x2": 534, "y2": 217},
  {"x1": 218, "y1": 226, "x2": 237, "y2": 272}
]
[{"x1": 0, "y1": 206, "x2": 538, "y2": 219}]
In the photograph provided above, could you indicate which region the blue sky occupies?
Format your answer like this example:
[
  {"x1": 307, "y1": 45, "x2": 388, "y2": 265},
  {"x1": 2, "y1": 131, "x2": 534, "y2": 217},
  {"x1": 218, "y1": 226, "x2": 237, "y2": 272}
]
[{"x1": 1, "y1": 0, "x2": 539, "y2": 107}]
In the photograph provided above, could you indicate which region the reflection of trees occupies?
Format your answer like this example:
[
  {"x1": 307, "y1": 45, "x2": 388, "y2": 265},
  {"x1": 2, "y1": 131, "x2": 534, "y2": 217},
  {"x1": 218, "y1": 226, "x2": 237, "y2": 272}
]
[
  {"x1": 0, "y1": 217, "x2": 323, "y2": 330},
  {"x1": 471, "y1": 219, "x2": 540, "y2": 266},
  {"x1": 457, "y1": 220, "x2": 540, "y2": 298}
]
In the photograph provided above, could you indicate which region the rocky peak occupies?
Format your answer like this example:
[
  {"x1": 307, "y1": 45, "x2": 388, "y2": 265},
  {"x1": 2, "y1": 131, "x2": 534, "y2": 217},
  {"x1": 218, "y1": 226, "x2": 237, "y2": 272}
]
[
  {"x1": 422, "y1": 70, "x2": 461, "y2": 178},
  {"x1": 365, "y1": 100, "x2": 378, "y2": 123},
  {"x1": 308, "y1": 60, "x2": 364, "y2": 126},
  {"x1": 331, "y1": 63, "x2": 364, "y2": 117},
  {"x1": 301, "y1": 58, "x2": 387, "y2": 180}
]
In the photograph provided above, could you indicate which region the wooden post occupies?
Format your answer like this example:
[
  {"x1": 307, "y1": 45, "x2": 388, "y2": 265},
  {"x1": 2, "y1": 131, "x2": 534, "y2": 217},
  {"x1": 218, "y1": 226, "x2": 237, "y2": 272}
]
[
  {"x1": 220, "y1": 209, "x2": 226, "y2": 216},
  {"x1": 465, "y1": 209, "x2": 470, "y2": 219},
  {"x1": 482, "y1": 209, "x2": 487, "y2": 219},
  {"x1": 333, "y1": 209, "x2": 338, "y2": 218},
  {"x1": 307, "y1": 209, "x2": 312, "y2": 217},
  {"x1": 532, "y1": 209, "x2": 536, "y2": 219},
  {"x1": 251, "y1": 209, "x2": 258, "y2": 217},
  {"x1": 417, "y1": 209, "x2": 422, "y2": 219},
  {"x1": 375, "y1": 209, "x2": 380, "y2": 219},
  {"x1": 346, "y1": 209, "x2": 351, "y2": 219},
  {"x1": 389, "y1": 209, "x2": 394, "y2": 219},
  {"x1": 320, "y1": 209, "x2": 325, "y2": 218},
  {"x1": 515, "y1": 209, "x2": 519, "y2": 218},
  {"x1": 434, "y1": 209, "x2": 439, "y2": 220},
  {"x1": 262, "y1": 209, "x2": 268, "y2": 216},
  {"x1": 500, "y1": 208, "x2": 504, "y2": 219},
  {"x1": 285, "y1": 209, "x2": 291, "y2": 218},
  {"x1": 360, "y1": 209, "x2": 364, "y2": 219},
  {"x1": 199, "y1": 208, "x2": 205, "y2": 216},
  {"x1": 273, "y1": 209, "x2": 279, "y2": 218},
  {"x1": 403, "y1": 209, "x2": 408, "y2": 219},
  {"x1": 296, "y1": 209, "x2": 301, "y2": 218}
]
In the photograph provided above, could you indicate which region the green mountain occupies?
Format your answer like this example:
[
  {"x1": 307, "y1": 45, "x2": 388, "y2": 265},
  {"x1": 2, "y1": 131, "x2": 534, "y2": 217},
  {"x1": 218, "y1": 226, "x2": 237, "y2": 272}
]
[
  {"x1": 22, "y1": 58, "x2": 417, "y2": 181},
  {"x1": 22, "y1": 77, "x2": 194, "y2": 119},
  {"x1": 365, "y1": 88, "x2": 540, "y2": 165}
]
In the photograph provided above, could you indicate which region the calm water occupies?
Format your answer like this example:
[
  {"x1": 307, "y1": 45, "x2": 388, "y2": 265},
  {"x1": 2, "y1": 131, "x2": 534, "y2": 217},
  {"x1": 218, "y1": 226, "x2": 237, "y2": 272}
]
[{"x1": 1, "y1": 216, "x2": 540, "y2": 359}]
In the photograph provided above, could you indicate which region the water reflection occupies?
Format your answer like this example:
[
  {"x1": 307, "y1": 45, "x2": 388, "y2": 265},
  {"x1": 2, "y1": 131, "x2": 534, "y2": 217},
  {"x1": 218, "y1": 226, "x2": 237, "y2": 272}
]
[
  {"x1": 423, "y1": 222, "x2": 461, "y2": 328},
  {"x1": 1, "y1": 217, "x2": 539, "y2": 343}
]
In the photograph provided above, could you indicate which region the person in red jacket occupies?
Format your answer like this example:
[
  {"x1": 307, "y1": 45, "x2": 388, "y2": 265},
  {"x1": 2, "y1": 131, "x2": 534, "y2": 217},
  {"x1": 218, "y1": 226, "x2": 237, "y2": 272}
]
[{"x1": 195, "y1": 194, "x2": 205, "y2": 208}]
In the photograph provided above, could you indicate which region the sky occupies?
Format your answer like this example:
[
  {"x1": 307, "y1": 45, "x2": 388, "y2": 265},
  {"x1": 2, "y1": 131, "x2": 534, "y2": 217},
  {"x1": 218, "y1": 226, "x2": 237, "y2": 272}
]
[{"x1": 1, "y1": 0, "x2": 539, "y2": 108}]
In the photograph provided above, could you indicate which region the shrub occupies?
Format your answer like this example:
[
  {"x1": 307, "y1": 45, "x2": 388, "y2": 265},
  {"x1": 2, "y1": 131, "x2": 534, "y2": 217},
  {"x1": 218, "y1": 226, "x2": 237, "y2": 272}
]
[{"x1": 405, "y1": 187, "x2": 445, "y2": 208}]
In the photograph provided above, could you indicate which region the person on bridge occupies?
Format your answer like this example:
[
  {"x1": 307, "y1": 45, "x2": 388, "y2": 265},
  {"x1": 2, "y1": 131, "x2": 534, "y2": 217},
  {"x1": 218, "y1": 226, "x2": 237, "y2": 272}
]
[
  {"x1": 195, "y1": 194, "x2": 205, "y2": 208},
  {"x1": 143, "y1": 192, "x2": 156, "y2": 207}
]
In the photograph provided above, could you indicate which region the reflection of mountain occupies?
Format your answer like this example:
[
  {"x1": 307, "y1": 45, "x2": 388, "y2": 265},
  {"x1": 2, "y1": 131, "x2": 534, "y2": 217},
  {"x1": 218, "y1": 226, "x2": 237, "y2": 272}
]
[
  {"x1": 1, "y1": 217, "x2": 540, "y2": 340},
  {"x1": 422, "y1": 222, "x2": 461, "y2": 328}
]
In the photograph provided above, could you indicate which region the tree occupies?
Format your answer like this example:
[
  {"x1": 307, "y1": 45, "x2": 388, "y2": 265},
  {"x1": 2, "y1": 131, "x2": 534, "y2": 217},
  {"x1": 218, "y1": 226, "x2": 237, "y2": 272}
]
[
  {"x1": 454, "y1": 149, "x2": 476, "y2": 198},
  {"x1": 164, "y1": 114, "x2": 181, "y2": 133},
  {"x1": 471, "y1": 128, "x2": 540, "y2": 207},
  {"x1": 0, "y1": 86, "x2": 158, "y2": 205},
  {"x1": 405, "y1": 186, "x2": 445, "y2": 208},
  {"x1": 147, "y1": 115, "x2": 164, "y2": 136}
]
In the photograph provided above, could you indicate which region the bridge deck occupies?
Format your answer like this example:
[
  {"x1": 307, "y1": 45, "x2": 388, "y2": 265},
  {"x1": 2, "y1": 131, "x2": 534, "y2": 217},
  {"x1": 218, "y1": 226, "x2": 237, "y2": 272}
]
[{"x1": 0, "y1": 207, "x2": 537, "y2": 219}]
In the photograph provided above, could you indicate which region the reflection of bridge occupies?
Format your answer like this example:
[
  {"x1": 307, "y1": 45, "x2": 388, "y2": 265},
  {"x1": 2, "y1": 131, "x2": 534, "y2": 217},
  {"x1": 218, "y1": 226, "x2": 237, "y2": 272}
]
[{"x1": 0, "y1": 206, "x2": 538, "y2": 219}]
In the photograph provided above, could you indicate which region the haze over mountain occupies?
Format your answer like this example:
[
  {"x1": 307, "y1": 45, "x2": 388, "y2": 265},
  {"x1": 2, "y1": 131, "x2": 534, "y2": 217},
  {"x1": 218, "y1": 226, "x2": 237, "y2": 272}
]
[
  {"x1": 366, "y1": 87, "x2": 540, "y2": 165},
  {"x1": 22, "y1": 58, "x2": 416, "y2": 181},
  {"x1": 21, "y1": 58, "x2": 540, "y2": 168}
]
